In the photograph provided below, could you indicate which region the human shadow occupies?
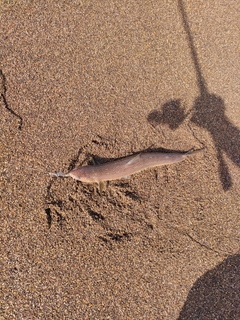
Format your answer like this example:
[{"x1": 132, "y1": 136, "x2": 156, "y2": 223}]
[
  {"x1": 177, "y1": 254, "x2": 240, "y2": 320},
  {"x1": 148, "y1": 0, "x2": 240, "y2": 191}
]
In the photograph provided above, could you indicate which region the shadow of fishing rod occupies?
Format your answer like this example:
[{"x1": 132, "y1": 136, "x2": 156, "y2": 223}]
[
  {"x1": 148, "y1": 1, "x2": 240, "y2": 190},
  {"x1": 178, "y1": 0, "x2": 240, "y2": 191}
]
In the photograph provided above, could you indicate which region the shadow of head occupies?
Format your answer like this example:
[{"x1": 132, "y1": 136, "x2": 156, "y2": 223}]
[
  {"x1": 178, "y1": 254, "x2": 240, "y2": 320},
  {"x1": 147, "y1": 99, "x2": 187, "y2": 130}
]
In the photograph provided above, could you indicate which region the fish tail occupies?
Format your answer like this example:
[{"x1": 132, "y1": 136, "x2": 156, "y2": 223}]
[
  {"x1": 185, "y1": 147, "x2": 205, "y2": 156},
  {"x1": 48, "y1": 172, "x2": 69, "y2": 177}
]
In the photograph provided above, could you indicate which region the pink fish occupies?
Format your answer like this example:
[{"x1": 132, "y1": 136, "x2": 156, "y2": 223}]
[{"x1": 50, "y1": 148, "x2": 203, "y2": 191}]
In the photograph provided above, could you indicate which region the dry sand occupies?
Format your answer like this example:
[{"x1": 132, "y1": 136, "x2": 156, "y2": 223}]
[{"x1": 1, "y1": 0, "x2": 240, "y2": 319}]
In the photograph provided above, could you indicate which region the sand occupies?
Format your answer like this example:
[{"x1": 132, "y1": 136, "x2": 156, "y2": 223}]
[{"x1": 1, "y1": 0, "x2": 240, "y2": 319}]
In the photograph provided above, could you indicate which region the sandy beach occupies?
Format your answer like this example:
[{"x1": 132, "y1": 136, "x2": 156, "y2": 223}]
[{"x1": 1, "y1": 0, "x2": 240, "y2": 319}]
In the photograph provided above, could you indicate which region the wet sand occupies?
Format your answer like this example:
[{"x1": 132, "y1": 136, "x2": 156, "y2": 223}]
[{"x1": 1, "y1": 1, "x2": 240, "y2": 319}]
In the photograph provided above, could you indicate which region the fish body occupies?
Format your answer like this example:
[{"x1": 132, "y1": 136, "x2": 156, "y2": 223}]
[{"x1": 60, "y1": 149, "x2": 202, "y2": 183}]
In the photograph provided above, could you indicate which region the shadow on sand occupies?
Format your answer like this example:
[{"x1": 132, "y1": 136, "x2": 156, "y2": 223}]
[
  {"x1": 177, "y1": 254, "x2": 240, "y2": 320},
  {"x1": 148, "y1": 0, "x2": 240, "y2": 191},
  {"x1": 0, "y1": 69, "x2": 23, "y2": 130}
]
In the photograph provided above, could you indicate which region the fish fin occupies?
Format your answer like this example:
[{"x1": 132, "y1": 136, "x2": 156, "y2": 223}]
[
  {"x1": 92, "y1": 157, "x2": 100, "y2": 165},
  {"x1": 126, "y1": 153, "x2": 141, "y2": 165},
  {"x1": 98, "y1": 181, "x2": 105, "y2": 195}
]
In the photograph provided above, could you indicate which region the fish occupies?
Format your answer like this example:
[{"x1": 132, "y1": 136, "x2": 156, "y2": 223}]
[{"x1": 49, "y1": 147, "x2": 203, "y2": 191}]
